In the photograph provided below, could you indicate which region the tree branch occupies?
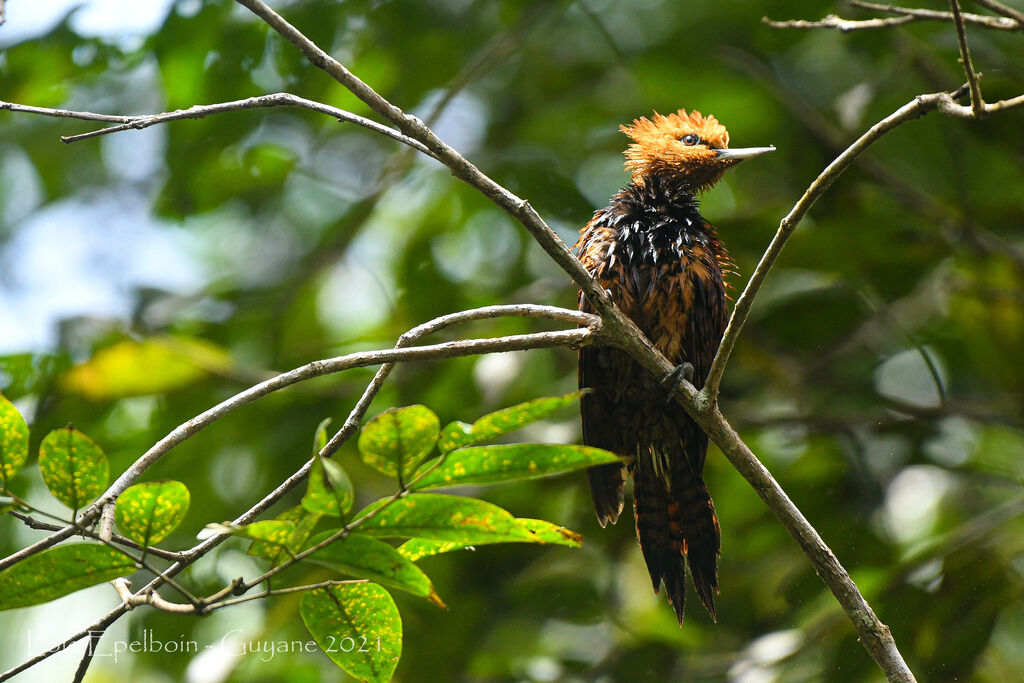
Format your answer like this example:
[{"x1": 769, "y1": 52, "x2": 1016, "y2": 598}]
[
  {"x1": 763, "y1": 12, "x2": 915, "y2": 31},
  {"x1": 8, "y1": 510, "x2": 186, "y2": 562},
  {"x1": 949, "y1": 0, "x2": 986, "y2": 117},
  {"x1": 701, "y1": 86, "x2": 967, "y2": 404},
  {"x1": 764, "y1": 2, "x2": 1021, "y2": 32},
  {"x1": 0, "y1": 93, "x2": 435, "y2": 155},
  {"x1": 969, "y1": 0, "x2": 1024, "y2": 24}
]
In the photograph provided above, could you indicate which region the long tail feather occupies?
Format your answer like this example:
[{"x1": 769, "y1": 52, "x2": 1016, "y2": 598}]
[{"x1": 633, "y1": 446, "x2": 720, "y2": 623}]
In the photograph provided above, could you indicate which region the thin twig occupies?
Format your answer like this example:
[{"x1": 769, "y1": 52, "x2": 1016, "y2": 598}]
[
  {"x1": 8, "y1": 511, "x2": 187, "y2": 562},
  {"x1": 854, "y1": 1, "x2": 1021, "y2": 30},
  {"x1": 206, "y1": 579, "x2": 371, "y2": 612},
  {"x1": 764, "y1": 3, "x2": 1021, "y2": 32},
  {"x1": 0, "y1": 94, "x2": 435, "y2": 156},
  {"x1": 71, "y1": 627, "x2": 106, "y2": 683},
  {"x1": 321, "y1": 304, "x2": 597, "y2": 458},
  {"x1": 949, "y1": 0, "x2": 987, "y2": 117},
  {"x1": 970, "y1": 0, "x2": 1024, "y2": 24},
  {"x1": 763, "y1": 13, "x2": 915, "y2": 31}
]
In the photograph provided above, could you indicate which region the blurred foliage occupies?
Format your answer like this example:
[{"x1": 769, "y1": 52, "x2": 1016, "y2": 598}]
[{"x1": 1, "y1": 0, "x2": 1023, "y2": 681}]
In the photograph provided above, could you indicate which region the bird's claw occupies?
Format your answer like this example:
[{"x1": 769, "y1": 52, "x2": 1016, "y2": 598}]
[{"x1": 661, "y1": 362, "x2": 694, "y2": 405}]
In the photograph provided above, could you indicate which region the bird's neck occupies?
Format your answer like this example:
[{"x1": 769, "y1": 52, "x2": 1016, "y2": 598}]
[
  {"x1": 609, "y1": 173, "x2": 731, "y2": 273},
  {"x1": 619, "y1": 174, "x2": 710, "y2": 232}
]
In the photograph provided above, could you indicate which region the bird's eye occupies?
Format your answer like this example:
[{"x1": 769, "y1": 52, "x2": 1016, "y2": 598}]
[{"x1": 680, "y1": 134, "x2": 700, "y2": 146}]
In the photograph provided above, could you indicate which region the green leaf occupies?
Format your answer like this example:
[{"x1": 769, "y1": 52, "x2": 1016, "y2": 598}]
[
  {"x1": 0, "y1": 544, "x2": 136, "y2": 611},
  {"x1": 313, "y1": 417, "x2": 332, "y2": 455},
  {"x1": 304, "y1": 531, "x2": 445, "y2": 607},
  {"x1": 303, "y1": 455, "x2": 354, "y2": 517},
  {"x1": 60, "y1": 336, "x2": 232, "y2": 401},
  {"x1": 300, "y1": 583, "x2": 402, "y2": 683},
  {"x1": 413, "y1": 443, "x2": 622, "y2": 490},
  {"x1": 114, "y1": 480, "x2": 190, "y2": 547},
  {"x1": 0, "y1": 393, "x2": 30, "y2": 486},
  {"x1": 398, "y1": 518, "x2": 582, "y2": 561},
  {"x1": 249, "y1": 506, "x2": 322, "y2": 565},
  {"x1": 38, "y1": 426, "x2": 109, "y2": 511},
  {"x1": 436, "y1": 392, "x2": 584, "y2": 453},
  {"x1": 354, "y1": 493, "x2": 536, "y2": 543},
  {"x1": 358, "y1": 405, "x2": 439, "y2": 480}
]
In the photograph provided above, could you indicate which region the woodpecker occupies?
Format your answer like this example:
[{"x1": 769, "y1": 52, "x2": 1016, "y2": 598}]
[{"x1": 575, "y1": 109, "x2": 773, "y2": 623}]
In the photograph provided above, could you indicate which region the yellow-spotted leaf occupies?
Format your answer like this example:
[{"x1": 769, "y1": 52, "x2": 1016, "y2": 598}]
[
  {"x1": 114, "y1": 480, "x2": 190, "y2": 547},
  {"x1": 304, "y1": 531, "x2": 445, "y2": 608},
  {"x1": 249, "y1": 506, "x2": 321, "y2": 566},
  {"x1": 0, "y1": 544, "x2": 136, "y2": 611},
  {"x1": 436, "y1": 392, "x2": 583, "y2": 453},
  {"x1": 358, "y1": 405, "x2": 439, "y2": 480},
  {"x1": 38, "y1": 426, "x2": 108, "y2": 511},
  {"x1": 354, "y1": 493, "x2": 535, "y2": 543},
  {"x1": 60, "y1": 336, "x2": 231, "y2": 401},
  {"x1": 398, "y1": 518, "x2": 582, "y2": 561},
  {"x1": 413, "y1": 443, "x2": 622, "y2": 490},
  {"x1": 0, "y1": 393, "x2": 29, "y2": 486},
  {"x1": 303, "y1": 455, "x2": 353, "y2": 517},
  {"x1": 301, "y1": 583, "x2": 401, "y2": 683}
]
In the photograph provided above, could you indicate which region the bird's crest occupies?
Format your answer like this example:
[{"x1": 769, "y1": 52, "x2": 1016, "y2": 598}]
[{"x1": 621, "y1": 109, "x2": 733, "y2": 191}]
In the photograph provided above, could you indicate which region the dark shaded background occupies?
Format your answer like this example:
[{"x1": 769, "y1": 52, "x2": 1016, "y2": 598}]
[{"x1": 1, "y1": 0, "x2": 1022, "y2": 680}]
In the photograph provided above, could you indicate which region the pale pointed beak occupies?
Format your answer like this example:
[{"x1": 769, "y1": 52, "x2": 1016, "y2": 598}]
[{"x1": 715, "y1": 146, "x2": 776, "y2": 161}]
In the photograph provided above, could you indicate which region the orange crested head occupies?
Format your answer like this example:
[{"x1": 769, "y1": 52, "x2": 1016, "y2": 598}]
[{"x1": 621, "y1": 109, "x2": 773, "y2": 191}]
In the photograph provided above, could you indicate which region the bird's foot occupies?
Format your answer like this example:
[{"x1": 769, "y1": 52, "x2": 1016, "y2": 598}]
[{"x1": 660, "y1": 362, "x2": 694, "y2": 405}]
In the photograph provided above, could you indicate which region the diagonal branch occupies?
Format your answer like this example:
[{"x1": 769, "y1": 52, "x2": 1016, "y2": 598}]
[
  {"x1": 701, "y1": 85, "x2": 968, "y2": 404},
  {"x1": 971, "y1": 0, "x2": 1024, "y2": 24},
  {"x1": 949, "y1": 0, "x2": 987, "y2": 117}
]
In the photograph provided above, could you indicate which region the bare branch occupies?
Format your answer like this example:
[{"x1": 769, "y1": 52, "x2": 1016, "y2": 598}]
[
  {"x1": 8, "y1": 511, "x2": 186, "y2": 562},
  {"x1": 950, "y1": 0, "x2": 987, "y2": 117},
  {"x1": 71, "y1": 627, "x2": 106, "y2": 683},
  {"x1": 97, "y1": 504, "x2": 115, "y2": 543},
  {"x1": 763, "y1": 13, "x2": 914, "y2": 31},
  {"x1": 112, "y1": 578, "x2": 194, "y2": 614},
  {"x1": 0, "y1": 93, "x2": 435, "y2": 155},
  {"x1": 764, "y1": 2, "x2": 1021, "y2": 32},
  {"x1": 971, "y1": 0, "x2": 1024, "y2": 24}
]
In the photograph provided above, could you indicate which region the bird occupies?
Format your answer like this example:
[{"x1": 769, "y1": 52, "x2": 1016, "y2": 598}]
[{"x1": 574, "y1": 109, "x2": 773, "y2": 624}]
